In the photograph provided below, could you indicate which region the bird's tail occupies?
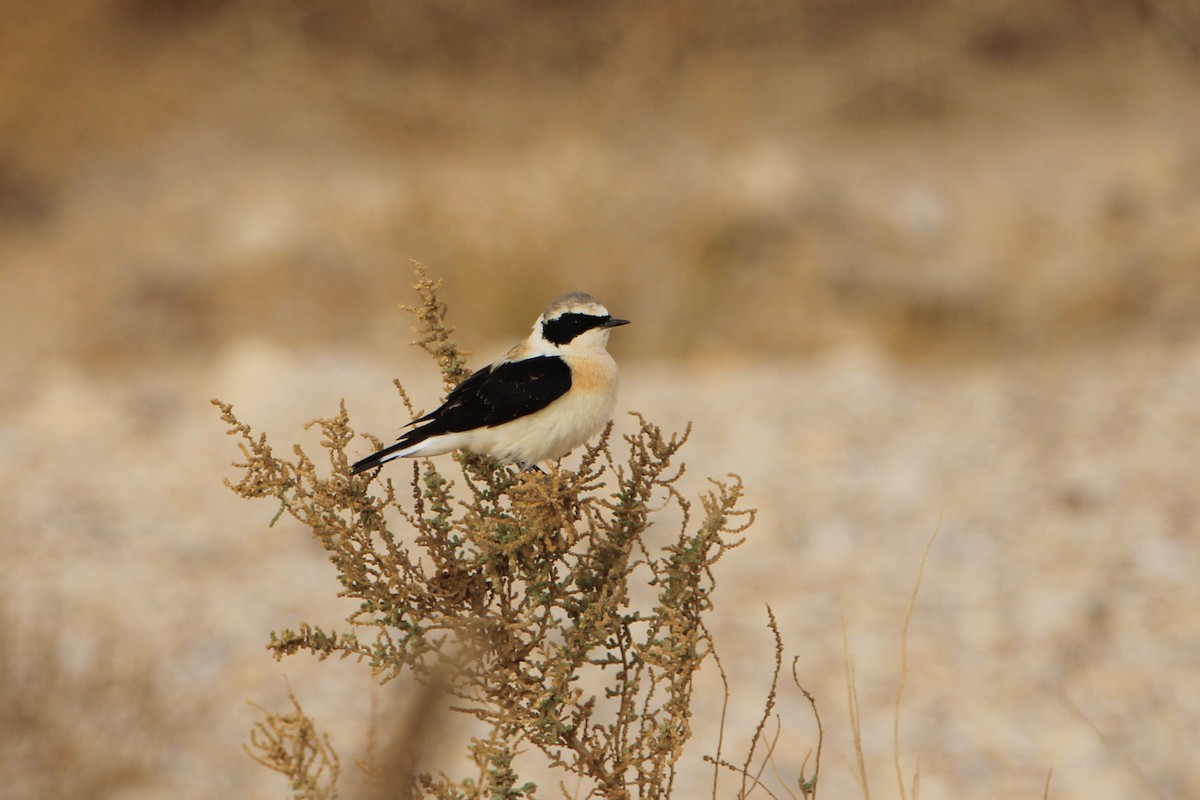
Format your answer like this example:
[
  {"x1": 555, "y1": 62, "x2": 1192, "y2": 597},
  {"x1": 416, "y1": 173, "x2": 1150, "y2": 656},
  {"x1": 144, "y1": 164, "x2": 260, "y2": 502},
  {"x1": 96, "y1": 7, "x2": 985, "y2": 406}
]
[{"x1": 349, "y1": 439, "x2": 421, "y2": 475}]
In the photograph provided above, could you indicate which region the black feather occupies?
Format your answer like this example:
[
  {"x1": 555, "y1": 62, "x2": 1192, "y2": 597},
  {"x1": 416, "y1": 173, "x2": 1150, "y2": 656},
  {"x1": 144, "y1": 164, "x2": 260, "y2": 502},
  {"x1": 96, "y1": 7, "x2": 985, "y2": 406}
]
[
  {"x1": 350, "y1": 356, "x2": 572, "y2": 474},
  {"x1": 541, "y1": 313, "x2": 612, "y2": 345}
]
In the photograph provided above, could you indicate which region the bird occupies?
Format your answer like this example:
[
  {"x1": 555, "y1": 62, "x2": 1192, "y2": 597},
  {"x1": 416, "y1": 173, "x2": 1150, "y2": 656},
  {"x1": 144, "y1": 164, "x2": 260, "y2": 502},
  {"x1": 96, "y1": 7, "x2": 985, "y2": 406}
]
[{"x1": 350, "y1": 292, "x2": 629, "y2": 475}]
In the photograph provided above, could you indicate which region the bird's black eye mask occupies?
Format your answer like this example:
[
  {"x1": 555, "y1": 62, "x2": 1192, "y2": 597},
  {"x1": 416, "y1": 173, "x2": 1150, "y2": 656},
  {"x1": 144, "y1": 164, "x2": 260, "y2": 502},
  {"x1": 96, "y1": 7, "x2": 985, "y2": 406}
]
[{"x1": 542, "y1": 313, "x2": 611, "y2": 345}]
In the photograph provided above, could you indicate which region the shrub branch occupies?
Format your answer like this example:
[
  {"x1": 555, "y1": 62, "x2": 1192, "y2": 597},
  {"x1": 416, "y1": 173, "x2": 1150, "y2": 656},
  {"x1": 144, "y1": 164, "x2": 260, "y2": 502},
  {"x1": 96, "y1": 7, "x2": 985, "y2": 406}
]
[{"x1": 218, "y1": 266, "x2": 761, "y2": 799}]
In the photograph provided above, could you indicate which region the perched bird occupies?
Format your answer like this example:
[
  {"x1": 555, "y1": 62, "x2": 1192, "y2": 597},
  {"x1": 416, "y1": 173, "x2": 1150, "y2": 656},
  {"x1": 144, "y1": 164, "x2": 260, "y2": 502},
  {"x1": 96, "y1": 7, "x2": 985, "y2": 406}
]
[{"x1": 351, "y1": 292, "x2": 629, "y2": 474}]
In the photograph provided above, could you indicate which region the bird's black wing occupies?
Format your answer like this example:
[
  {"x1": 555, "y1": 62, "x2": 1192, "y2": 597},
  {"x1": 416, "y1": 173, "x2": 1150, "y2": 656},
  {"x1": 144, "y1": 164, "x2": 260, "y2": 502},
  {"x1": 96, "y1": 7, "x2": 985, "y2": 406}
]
[
  {"x1": 414, "y1": 355, "x2": 572, "y2": 436},
  {"x1": 350, "y1": 356, "x2": 572, "y2": 474}
]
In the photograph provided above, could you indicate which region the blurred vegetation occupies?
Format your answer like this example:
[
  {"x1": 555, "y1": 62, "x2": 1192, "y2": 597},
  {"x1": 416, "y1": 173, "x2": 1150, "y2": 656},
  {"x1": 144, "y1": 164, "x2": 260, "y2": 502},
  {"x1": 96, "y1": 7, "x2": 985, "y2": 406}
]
[
  {"x1": 2, "y1": 0, "x2": 1199, "y2": 375},
  {"x1": 0, "y1": 596, "x2": 176, "y2": 799}
]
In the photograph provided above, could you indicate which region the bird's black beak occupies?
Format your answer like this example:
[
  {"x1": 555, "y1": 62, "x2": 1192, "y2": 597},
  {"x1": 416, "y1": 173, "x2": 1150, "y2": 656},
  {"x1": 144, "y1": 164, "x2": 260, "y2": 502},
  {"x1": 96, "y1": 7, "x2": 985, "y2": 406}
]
[{"x1": 604, "y1": 317, "x2": 631, "y2": 328}]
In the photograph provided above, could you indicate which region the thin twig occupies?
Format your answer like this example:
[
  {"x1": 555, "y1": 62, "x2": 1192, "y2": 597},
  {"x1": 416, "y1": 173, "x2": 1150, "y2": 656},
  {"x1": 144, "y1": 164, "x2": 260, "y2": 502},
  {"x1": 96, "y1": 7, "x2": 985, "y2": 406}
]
[
  {"x1": 842, "y1": 620, "x2": 870, "y2": 800},
  {"x1": 792, "y1": 658, "x2": 823, "y2": 800},
  {"x1": 894, "y1": 526, "x2": 939, "y2": 800}
]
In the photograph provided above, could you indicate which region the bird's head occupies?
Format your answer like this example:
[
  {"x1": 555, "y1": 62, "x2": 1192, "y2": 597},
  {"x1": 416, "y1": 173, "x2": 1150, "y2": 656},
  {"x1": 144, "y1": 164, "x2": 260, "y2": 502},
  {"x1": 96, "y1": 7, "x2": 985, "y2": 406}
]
[{"x1": 533, "y1": 292, "x2": 630, "y2": 355}]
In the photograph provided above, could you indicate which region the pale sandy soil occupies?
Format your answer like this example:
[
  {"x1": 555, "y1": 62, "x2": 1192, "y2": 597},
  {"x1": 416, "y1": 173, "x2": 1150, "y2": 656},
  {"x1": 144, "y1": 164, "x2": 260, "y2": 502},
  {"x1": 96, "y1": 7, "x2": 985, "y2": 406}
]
[
  {"x1": 5, "y1": 334, "x2": 1199, "y2": 799},
  {"x1": 3, "y1": 3, "x2": 1200, "y2": 799}
]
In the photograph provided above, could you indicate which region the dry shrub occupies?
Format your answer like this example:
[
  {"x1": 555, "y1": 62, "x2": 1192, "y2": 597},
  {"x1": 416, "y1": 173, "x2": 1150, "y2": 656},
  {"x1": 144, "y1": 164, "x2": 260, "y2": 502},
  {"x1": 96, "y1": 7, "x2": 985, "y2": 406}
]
[
  {"x1": 217, "y1": 266, "x2": 760, "y2": 799},
  {"x1": 246, "y1": 688, "x2": 341, "y2": 800}
]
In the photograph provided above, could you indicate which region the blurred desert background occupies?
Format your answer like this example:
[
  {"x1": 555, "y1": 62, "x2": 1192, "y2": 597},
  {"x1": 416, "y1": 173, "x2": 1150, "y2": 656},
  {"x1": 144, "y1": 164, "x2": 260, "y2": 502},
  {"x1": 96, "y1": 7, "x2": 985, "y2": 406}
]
[{"x1": 3, "y1": 1, "x2": 1200, "y2": 798}]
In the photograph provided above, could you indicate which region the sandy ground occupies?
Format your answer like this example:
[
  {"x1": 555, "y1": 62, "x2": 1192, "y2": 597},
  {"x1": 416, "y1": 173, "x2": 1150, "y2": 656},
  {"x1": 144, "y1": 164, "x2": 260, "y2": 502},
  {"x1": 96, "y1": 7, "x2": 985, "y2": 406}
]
[
  {"x1": 3, "y1": 3, "x2": 1200, "y2": 799},
  {"x1": 5, "y1": 335, "x2": 1199, "y2": 799}
]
